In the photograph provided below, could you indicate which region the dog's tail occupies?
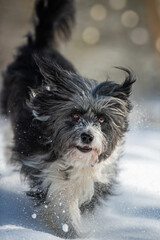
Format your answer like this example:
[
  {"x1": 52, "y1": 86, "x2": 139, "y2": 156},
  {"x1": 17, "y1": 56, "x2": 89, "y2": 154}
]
[{"x1": 31, "y1": 0, "x2": 75, "y2": 49}]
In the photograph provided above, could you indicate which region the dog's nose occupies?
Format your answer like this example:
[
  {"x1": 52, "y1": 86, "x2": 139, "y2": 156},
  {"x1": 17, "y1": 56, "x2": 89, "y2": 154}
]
[{"x1": 81, "y1": 132, "x2": 94, "y2": 144}]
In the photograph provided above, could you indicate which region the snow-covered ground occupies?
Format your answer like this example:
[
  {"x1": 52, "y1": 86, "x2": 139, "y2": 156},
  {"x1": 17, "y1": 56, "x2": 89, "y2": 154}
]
[{"x1": 0, "y1": 119, "x2": 160, "y2": 240}]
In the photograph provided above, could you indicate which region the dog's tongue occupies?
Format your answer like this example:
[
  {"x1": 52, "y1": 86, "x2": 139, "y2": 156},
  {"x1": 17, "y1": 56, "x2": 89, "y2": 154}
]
[{"x1": 83, "y1": 146, "x2": 90, "y2": 149}]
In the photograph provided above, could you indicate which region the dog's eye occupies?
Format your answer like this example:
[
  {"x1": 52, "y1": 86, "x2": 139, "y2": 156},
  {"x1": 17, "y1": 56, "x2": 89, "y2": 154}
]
[
  {"x1": 98, "y1": 117, "x2": 105, "y2": 124},
  {"x1": 73, "y1": 113, "x2": 80, "y2": 120}
]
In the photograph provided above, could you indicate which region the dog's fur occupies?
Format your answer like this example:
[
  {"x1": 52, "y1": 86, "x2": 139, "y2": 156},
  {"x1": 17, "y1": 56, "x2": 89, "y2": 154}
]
[{"x1": 0, "y1": 0, "x2": 136, "y2": 238}]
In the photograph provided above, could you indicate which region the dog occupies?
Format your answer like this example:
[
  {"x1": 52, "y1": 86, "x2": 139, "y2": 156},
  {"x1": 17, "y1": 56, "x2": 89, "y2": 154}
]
[{"x1": 0, "y1": 0, "x2": 136, "y2": 238}]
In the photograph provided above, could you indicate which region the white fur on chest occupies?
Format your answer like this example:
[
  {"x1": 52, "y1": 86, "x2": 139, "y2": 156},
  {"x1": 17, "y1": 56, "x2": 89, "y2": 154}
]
[
  {"x1": 68, "y1": 166, "x2": 97, "y2": 206},
  {"x1": 43, "y1": 161, "x2": 99, "y2": 206},
  {"x1": 42, "y1": 146, "x2": 119, "y2": 208}
]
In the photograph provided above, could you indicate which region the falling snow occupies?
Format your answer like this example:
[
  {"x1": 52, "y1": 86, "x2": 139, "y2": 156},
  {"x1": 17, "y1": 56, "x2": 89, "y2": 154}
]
[
  {"x1": 31, "y1": 213, "x2": 37, "y2": 219},
  {"x1": 62, "y1": 224, "x2": 69, "y2": 233}
]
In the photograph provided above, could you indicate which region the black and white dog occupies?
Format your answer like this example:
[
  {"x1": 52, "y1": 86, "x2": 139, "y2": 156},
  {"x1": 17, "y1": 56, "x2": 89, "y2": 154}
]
[{"x1": 1, "y1": 0, "x2": 136, "y2": 238}]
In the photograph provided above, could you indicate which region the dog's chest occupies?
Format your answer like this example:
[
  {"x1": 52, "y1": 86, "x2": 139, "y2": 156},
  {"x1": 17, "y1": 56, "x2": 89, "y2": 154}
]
[
  {"x1": 68, "y1": 167, "x2": 98, "y2": 207},
  {"x1": 46, "y1": 159, "x2": 111, "y2": 208}
]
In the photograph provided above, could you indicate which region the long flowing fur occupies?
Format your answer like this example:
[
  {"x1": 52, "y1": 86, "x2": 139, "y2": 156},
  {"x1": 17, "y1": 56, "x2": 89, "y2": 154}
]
[{"x1": 0, "y1": 0, "x2": 136, "y2": 238}]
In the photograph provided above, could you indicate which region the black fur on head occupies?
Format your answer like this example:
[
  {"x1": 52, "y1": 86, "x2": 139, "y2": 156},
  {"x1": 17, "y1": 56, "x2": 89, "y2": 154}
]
[{"x1": 28, "y1": 55, "x2": 136, "y2": 165}]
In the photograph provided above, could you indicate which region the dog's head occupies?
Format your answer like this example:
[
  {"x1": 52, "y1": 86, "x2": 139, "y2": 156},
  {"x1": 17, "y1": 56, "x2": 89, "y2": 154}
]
[{"x1": 29, "y1": 56, "x2": 136, "y2": 167}]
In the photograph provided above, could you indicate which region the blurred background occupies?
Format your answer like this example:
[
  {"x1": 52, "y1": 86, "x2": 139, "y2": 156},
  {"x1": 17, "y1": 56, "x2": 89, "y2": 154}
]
[
  {"x1": 1, "y1": 2, "x2": 160, "y2": 238},
  {"x1": 0, "y1": 0, "x2": 160, "y2": 128}
]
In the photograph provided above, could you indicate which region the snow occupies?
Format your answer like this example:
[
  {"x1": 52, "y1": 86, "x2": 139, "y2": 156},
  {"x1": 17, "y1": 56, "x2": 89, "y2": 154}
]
[
  {"x1": 0, "y1": 118, "x2": 160, "y2": 240},
  {"x1": 62, "y1": 224, "x2": 69, "y2": 233},
  {"x1": 31, "y1": 214, "x2": 37, "y2": 219}
]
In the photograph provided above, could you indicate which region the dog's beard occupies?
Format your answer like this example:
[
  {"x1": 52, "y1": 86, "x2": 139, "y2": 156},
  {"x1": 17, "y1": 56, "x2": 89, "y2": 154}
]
[{"x1": 65, "y1": 147, "x2": 99, "y2": 167}]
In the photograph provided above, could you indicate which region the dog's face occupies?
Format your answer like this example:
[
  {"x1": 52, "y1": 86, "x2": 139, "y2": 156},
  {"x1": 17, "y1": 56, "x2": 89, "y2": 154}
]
[{"x1": 30, "y1": 57, "x2": 135, "y2": 167}]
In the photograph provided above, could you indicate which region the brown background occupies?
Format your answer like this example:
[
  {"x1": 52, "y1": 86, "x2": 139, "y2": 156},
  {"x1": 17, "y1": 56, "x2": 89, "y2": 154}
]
[{"x1": 0, "y1": 0, "x2": 160, "y2": 127}]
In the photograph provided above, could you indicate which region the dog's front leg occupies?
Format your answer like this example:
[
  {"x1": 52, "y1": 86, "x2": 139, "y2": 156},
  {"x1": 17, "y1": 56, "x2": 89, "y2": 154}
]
[{"x1": 40, "y1": 187, "x2": 81, "y2": 238}]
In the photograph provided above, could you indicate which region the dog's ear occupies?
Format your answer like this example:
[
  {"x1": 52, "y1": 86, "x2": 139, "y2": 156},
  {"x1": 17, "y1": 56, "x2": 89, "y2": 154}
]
[
  {"x1": 34, "y1": 54, "x2": 70, "y2": 82},
  {"x1": 93, "y1": 67, "x2": 136, "y2": 100},
  {"x1": 33, "y1": 54, "x2": 74, "y2": 92},
  {"x1": 33, "y1": 54, "x2": 85, "y2": 94},
  {"x1": 113, "y1": 67, "x2": 136, "y2": 100}
]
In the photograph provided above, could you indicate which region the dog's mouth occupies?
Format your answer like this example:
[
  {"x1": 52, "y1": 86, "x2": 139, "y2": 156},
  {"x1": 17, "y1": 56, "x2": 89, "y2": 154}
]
[{"x1": 76, "y1": 146, "x2": 92, "y2": 153}]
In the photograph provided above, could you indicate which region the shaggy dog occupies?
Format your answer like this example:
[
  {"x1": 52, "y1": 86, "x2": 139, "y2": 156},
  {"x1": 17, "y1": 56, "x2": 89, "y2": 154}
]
[{"x1": 1, "y1": 0, "x2": 136, "y2": 238}]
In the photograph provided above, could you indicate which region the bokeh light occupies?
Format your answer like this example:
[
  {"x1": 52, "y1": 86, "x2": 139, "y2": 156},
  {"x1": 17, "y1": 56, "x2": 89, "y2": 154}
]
[
  {"x1": 121, "y1": 10, "x2": 139, "y2": 28},
  {"x1": 90, "y1": 4, "x2": 107, "y2": 21},
  {"x1": 109, "y1": 0, "x2": 127, "y2": 10},
  {"x1": 155, "y1": 37, "x2": 160, "y2": 52},
  {"x1": 82, "y1": 27, "x2": 100, "y2": 45},
  {"x1": 130, "y1": 27, "x2": 149, "y2": 45}
]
